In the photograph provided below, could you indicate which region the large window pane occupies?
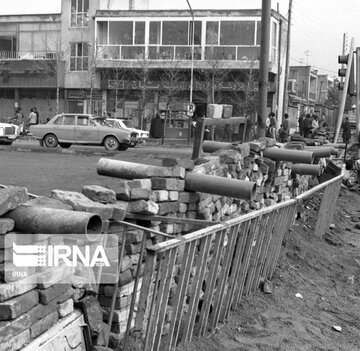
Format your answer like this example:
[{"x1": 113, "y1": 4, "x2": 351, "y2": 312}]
[
  {"x1": 220, "y1": 21, "x2": 255, "y2": 45},
  {"x1": 135, "y1": 22, "x2": 145, "y2": 45},
  {"x1": 162, "y1": 21, "x2": 188, "y2": 45},
  {"x1": 206, "y1": 22, "x2": 219, "y2": 45},
  {"x1": 98, "y1": 21, "x2": 108, "y2": 45},
  {"x1": 109, "y1": 22, "x2": 133, "y2": 45},
  {"x1": 256, "y1": 21, "x2": 261, "y2": 45},
  {"x1": 189, "y1": 21, "x2": 202, "y2": 45},
  {"x1": 149, "y1": 22, "x2": 161, "y2": 44}
]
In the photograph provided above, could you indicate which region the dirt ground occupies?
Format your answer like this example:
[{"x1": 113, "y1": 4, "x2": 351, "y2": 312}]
[{"x1": 178, "y1": 187, "x2": 360, "y2": 351}]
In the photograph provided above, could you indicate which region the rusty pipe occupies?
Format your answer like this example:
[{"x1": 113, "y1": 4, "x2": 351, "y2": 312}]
[
  {"x1": 263, "y1": 147, "x2": 314, "y2": 164},
  {"x1": 185, "y1": 172, "x2": 256, "y2": 200},
  {"x1": 5, "y1": 206, "x2": 102, "y2": 240},
  {"x1": 290, "y1": 164, "x2": 323, "y2": 176},
  {"x1": 97, "y1": 158, "x2": 176, "y2": 179},
  {"x1": 202, "y1": 141, "x2": 231, "y2": 153}
]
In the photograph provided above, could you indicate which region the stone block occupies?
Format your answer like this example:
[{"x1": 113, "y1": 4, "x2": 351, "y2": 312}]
[
  {"x1": 120, "y1": 255, "x2": 133, "y2": 273},
  {"x1": 119, "y1": 269, "x2": 133, "y2": 286},
  {"x1": 168, "y1": 191, "x2": 179, "y2": 201},
  {"x1": 0, "y1": 186, "x2": 28, "y2": 216},
  {"x1": 130, "y1": 188, "x2": 152, "y2": 200},
  {"x1": 51, "y1": 190, "x2": 114, "y2": 220},
  {"x1": 0, "y1": 218, "x2": 14, "y2": 234},
  {"x1": 128, "y1": 200, "x2": 158, "y2": 215},
  {"x1": 2, "y1": 329, "x2": 30, "y2": 351},
  {"x1": 157, "y1": 202, "x2": 180, "y2": 215},
  {"x1": 0, "y1": 275, "x2": 37, "y2": 302},
  {"x1": 115, "y1": 182, "x2": 131, "y2": 201},
  {"x1": 111, "y1": 201, "x2": 128, "y2": 221},
  {"x1": 30, "y1": 310, "x2": 58, "y2": 339},
  {"x1": 178, "y1": 192, "x2": 198, "y2": 203},
  {"x1": 37, "y1": 283, "x2": 71, "y2": 305},
  {"x1": 126, "y1": 228, "x2": 144, "y2": 244},
  {"x1": 27, "y1": 300, "x2": 58, "y2": 324},
  {"x1": 161, "y1": 158, "x2": 194, "y2": 170},
  {"x1": 24, "y1": 196, "x2": 73, "y2": 210},
  {"x1": 36, "y1": 265, "x2": 74, "y2": 289},
  {"x1": 82, "y1": 185, "x2": 117, "y2": 204},
  {"x1": 150, "y1": 190, "x2": 169, "y2": 202},
  {"x1": 57, "y1": 298, "x2": 74, "y2": 318},
  {"x1": 127, "y1": 179, "x2": 152, "y2": 189},
  {"x1": 151, "y1": 178, "x2": 185, "y2": 191},
  {"x1": 0, "y1": 314, "x2": 31, "y2": 343},
  {"x1": 249, "y1": 140, "x2": 266, "y2": 152},
  {"x1": 179, "y1": 203, "x2": 187, "y2": 213},
  {"x1": 0, "y1": 289, "x2": 38, "y2": 320},
  {"x1": 79, "y1": 295, "x2": 103, "y2": 335},
  {"x1": 160, "y1": 224, "x2": 174, "y2": 234}
]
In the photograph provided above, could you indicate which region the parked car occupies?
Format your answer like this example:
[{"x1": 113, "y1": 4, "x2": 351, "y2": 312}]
[
  {"x1": 30, "y1": 114, "x2": 132, "y2": 151},
  {"x1": 106, "y1": 118, "x2": 149, "y2": 147},
  {"x1": 0, "y1": 122, "x2": 20, "y2": 145}
]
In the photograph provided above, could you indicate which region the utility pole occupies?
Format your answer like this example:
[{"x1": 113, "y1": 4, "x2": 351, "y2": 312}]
[
  {"x1": 257, "y1": 0, "x2": 271, "y2": 138},
  {"x1": 356, "y1": 47, "x2": 360, "y2": 156},
  {"x1": 282, "y1": 0, "x2": 293, "y2": 121}
]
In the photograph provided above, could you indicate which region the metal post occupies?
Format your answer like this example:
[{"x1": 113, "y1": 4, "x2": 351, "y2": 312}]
[
  {"x1": 356, "y1": 47, "x2": 360, "y2": 157},
  {"x1": 257, "y1": 0, "x2": 271, "y2": 138},
  {"x1": 186, "y1": 0, "x2": 195, "y2": 103}
]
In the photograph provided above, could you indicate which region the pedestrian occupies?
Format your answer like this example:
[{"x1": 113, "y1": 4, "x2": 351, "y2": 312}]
[
  {"x1": 33, "y1": 107, "x2": 40, "y2": 124},
  {"x1": 278, "y1": 124, "x2": 289, "y2": 143},
  {"x1": 27, "y1": 108, "x2": 37, "y2": 132},
  {"x1": 266, "y1": 112, "x2": 276, "y2": 139},
  {"x1": 283, "y1": 113, "x2": 289, "y2": 131},
  {"x1": 11, "y1": 108, "x2": 25, "y2": 134},
  {"x1": 303, "y1": 114, "x2": 313, "y2": 138},
  {"x1": 342, "y1": 117, "x2": 351, "y2": 144},
  {"x1": 311, "y1": 114, "x2": 319, "y2": 138},
  {"x1": 298, "y1": 113, "x2": 305, "y2": 136}
]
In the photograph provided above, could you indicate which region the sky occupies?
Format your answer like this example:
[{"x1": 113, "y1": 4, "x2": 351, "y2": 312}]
[{"x1": 1, "y1": 0, "x2": 359, "y2": 77}]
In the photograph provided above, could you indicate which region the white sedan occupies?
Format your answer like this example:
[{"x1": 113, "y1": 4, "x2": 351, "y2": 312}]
[
  {"x1": 0, "y1": 122, "x2": 20, "y2": 145},
  {"x1": 106, "y1": 118, "x2": 149, "y2": 147}
]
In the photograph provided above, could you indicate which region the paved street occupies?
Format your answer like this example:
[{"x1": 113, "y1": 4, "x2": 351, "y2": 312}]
[{"x1": 0, "y1": 142, "x2": 192, "y2": 196}]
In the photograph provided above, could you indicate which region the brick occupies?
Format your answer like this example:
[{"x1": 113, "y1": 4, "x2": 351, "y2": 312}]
[
  {"x1": 126, "y1": 228, "x2": 143, "y2": 244},
  {"x1": 161, "y1": 158, "x2": 194, "y2": 170},
  {"x1": 103, "y1": 278, "x2": 142, "y2": 299},
  {"x1": 0, "y1": 275, "x2": 37, "y2": 302},
  {"x1": 0, "y1": 186, "x2": 28, "y2": 216},
  {"x1": 37, "y1": 283, "x2": 71, "y2": 304},
  {"x1": 0, "y1": 289, "x2": 38, "y2": 320},
  {"x1": 98, "y1": 294, "x2": 132, "y2": 310},
  {"x1": 57, "y1": 298, "x2": 74, "y2": 318},
  {"x1": 27, "y1": 301, "x2": 58, "y2": 324},
  {"x1": 51, "y1": 190, "x2": 114, "y2": 220},
  {"x1": 2, "y1": 329, "x2": 30, "y2": 351},
  {"x1": 79, "y1": 295, "x2": 103, "y2": 334},
  {"x1": 111, "y1": 201, "x2": 128, "y2": 221},
  {"x1": 115, "y1": 182, "x2": 131, "y2": 201},
  {"x1": 0, "y1": 219, "x2": 14, "y2": 234},
  {"x1": 119, "y1": 269, "x2": 133, "y2": 286},
  {"x1": 179, "y1": 203, "x2": 187, "y2": 213},
  {"x1": 82, "y1": 185, "x2": 117, "y2": 204},
  {"x1": 0, "y1": 314, "x2": 31, "y2": 343},
  {"x1": 157, "y1": 202, "x2": 179, "y2": 215},
  {"x1": 130, "y1": 188, "x2": 152, "y2": 200},
  {"x1": 128, "y1": 200, "x2": 158, "y2": 215},
  {"x1": 30, "y1": 310, "x2": 59, "y2": 339},
  {"x1": 127, "y1": 179, "x2": 152, "y2": 189},
  {"x1": 36, "y1": 265, "x2": 74, "y2": 289},
  {"x1": 151, "y1": 178, "x2": 185, "y2": 191},
  {"x1": 24, "y1": 196, "x2": 73, "y2": 210},
  {"x1": 150, "y1": 190, "x2": 169, "y2": 202},
  {"x1": 168, "y1": 191, "x2": 179, "y2": 201}
]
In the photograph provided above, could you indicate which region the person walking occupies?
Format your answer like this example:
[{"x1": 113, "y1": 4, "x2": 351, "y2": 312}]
[{"x1": 27, "y1": 108, "x2": 37, "y2": 133}]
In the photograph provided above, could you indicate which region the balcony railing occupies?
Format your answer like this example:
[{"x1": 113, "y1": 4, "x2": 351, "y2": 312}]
[
  {"x1": 97, "y1": 45, "x2": 260, "y2": 61},
  {"x1": 0, "y1": 51, "x2": 58, "y2": 60}
]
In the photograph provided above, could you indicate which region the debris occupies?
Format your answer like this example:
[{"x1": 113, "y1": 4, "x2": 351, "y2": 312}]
[
  {"x1": 347, "y1": 276, "x2": 355, "y2": 285},
  {"x1": 329, "y1": 223, "x2": 335, "y2": 229},
  {"x1": 332, "y1": 325, "x2": 342, "y2": 332},
  {"x1": 295, "y1": 293, "x2": 303, "y2": 299},
  {"x1": 261, "y1": 280, "x2": 274, "y2": 294}
]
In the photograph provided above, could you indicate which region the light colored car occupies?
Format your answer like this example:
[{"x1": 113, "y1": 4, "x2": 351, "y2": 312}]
[
  {"x1": 30, "y1": 114, "x2": 132, "y2": 151},
  {"x1": 106, "y1": 118, "x2": 149, "y2": 147},
  {"x1": 0, "y1": 122, "x2": 20, "y2": 145}
]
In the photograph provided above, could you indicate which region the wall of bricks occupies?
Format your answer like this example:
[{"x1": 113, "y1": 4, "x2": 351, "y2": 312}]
[{"x1": 0, "y1": 145, "x2": 317, "y2": 350}]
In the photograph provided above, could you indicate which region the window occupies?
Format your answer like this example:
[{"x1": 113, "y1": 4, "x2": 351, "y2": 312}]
[
  {"x1": 77, "y1": 116, "x2": 89, "y2": 126},
  {"x1": 109, "y1": 22, "x2": 133, "y2": 45},
  {"x1": 70, "y1": 42, "x2": 89, "y2": 71},
  {"x1": 70, "y1": 0, "x2": 89, "y2": 28},
  {"x1": 149, "y1": 22, "x2": 161, "y2": 44},
  {"x1": 206, "y1": 22, "x2": 219, "y2": 45},
  {"x1": 63, "y1": 116, "x2": 76, "y2": 125},
  {"x1": 162, "y1": 21, "x2": 188, "y2": 45},
  {"x1": 220, "y1": 21, "x2": 255, "y2": 45},
  {"x1": 135, "y1": 22, "x2": 145, "y2": 45}
]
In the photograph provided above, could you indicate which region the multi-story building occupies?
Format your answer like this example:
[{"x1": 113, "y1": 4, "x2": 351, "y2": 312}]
[
  {"x1": 1, "y1": 1, "x2": 289, "y2": 139},
  {"x1": 0, "y1": 13, "x2": 64, "y2": 122}
]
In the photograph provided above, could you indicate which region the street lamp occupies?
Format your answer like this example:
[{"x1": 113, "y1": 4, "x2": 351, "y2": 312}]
[{"x1": 186, "y1": 0, "x2": 195, "y2": 103}]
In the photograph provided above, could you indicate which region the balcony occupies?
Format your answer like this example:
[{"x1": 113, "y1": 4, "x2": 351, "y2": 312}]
[{"x1": 0, "y1": 51, "x2": 58, "y2": 60}]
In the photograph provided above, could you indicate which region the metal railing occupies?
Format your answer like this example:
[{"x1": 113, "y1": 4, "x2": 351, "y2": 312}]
[
  {"x1": 0, "y1": 51, "x2": 58, "y2": 60},
  {"x1": 113, "y1": 174, "x2": 343, "y2": 350}
]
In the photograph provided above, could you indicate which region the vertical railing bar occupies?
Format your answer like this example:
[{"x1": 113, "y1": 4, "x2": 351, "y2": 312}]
[
  {"x1": 105, "y1": 226, "x2": 127, "y2": 351},
  {"x1": 197, "y1": 229, "x2": 227, "y2": 336},
  {"x1": 123, "y1": 229, "x2": 149, "y2": 349},
  {"x1": 210, "y1": 223, "x2": 240, "y2": 327},
  {"x1": 143, "y1": 251, "x2": 165, "y2": 351},
  {"x1": 250, "y1": 209, "x2": 277, "y2": 292},
  {"x1": 153, "y1": 248, "x2": 178, "y2": 351},
  {"x1": 184, "y1": 233, "x2": 214, "y2": 342},
  {"x1": 223, "y1": 221, "x2": 250, "y2": 318},
  {"x1": 168, "y1": 240, "x2": 197, "y2": 351}
]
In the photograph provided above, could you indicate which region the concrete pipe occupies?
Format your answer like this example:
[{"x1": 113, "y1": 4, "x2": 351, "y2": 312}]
[
  {"x1": 97, "y1": 158, "x2": 167, "y2": 179},
  {"x1": 202, "y1": 141, "x2": 231, "y2": 153},
  {"x1": 185, "y1": 172, "x2": 256, "y2": 200},
  {"x1": 5, "y1": 206, "x2": 102, "y2": 240},
  {"x1": 263, "y1": 147, "x2": 314, "y2": 164},
  {"x1": 304, "y1": 147, "x2": 334, "y2": 158},
  {"x1": 290, "y1": 164, "x2": 323, "y2": 176}
]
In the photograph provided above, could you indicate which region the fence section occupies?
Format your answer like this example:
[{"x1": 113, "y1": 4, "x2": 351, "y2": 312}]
[{"x1": 115, "y1": 174, "x2": 342, "y2": 350}]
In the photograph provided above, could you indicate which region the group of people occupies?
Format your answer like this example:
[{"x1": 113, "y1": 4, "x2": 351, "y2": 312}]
[
  {"x1": 11, "y1": 107, "x2": 40, "y2": 134},
  {"x1": 298, "y1": 113, "x2": 327, "y2": 139},
  {"x1": 265, "y1": 112, "x2": 290, "y2": 143}
]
